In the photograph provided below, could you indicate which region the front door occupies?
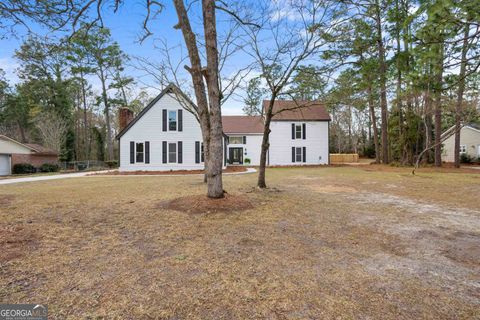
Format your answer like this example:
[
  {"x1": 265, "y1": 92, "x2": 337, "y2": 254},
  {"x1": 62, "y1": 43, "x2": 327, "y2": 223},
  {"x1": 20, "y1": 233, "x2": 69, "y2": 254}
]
[{"x1": 229, "y1": 147, "x2": 243, "y2": 165}]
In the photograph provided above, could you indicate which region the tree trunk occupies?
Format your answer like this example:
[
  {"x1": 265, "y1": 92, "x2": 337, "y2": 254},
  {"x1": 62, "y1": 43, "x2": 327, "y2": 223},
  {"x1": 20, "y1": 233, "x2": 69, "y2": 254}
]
[
  {"x1": 80, "y1": 72, "x2": 89, "y2": 160},
  {"x1": 257, "y1": 99, "x2": 274, "y2": 188},
  {"x1": 395, "y1": 0, "x2": 404, "y2": 163},
  {"x1": 424, "y1": 91, "x2": 433, "y2": 164},
  {"x1": 99, "y1": 67, "x2": 113, "y2": 161},
  {"x1": 374, "y1": 0, "x2": 389, "y2": 164},
  {"x1": 18, "y1": 120, "x2": 27, "y2": 143},
  {"x1": 454, "y1": 24, "x2": 469, "y2": 168},
  {"x1": 173, "y1": 0, "x2": 224, "y2": 198},
  {"x1": 202, "y1": 0, "x2": 224, "y2": 198},
  {"x1": 367, "y1": 84, "x2": 380, "y2": 164},
  {"x1": 433, "y1": 41, "x2": 444, "y2": 167}
]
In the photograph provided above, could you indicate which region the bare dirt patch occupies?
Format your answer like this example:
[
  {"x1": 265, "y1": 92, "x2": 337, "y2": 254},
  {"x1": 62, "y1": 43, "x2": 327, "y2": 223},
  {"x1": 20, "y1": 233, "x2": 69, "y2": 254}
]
[
  {"x1": 360, "y1": 163, "x2": 480, "y2": 174},
  {"x1": 442, "y1": 231, "x2": 480, "y2": 266},
  {"x1": 161, "y1": 193, "x2": 254, "y2": 214},
  {"x1": 0, "y1": 225, "x2": 38, "y2": 263},
  {"x1": 308, "y1": 184, "x2": 358, "y2": 193},
  {"x1": 0, "y1": 194, "x2": 16, "y2": 206}
]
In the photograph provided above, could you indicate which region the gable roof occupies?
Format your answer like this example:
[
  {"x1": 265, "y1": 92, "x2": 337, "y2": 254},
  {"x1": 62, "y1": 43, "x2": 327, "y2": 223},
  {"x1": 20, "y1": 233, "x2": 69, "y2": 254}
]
[
  {"x1": 441, "y1": 122, "x2": 480, "y2": 137},
  {"x1": 116, "y1": 83, "x2": 197, "y2": 139},
  {"x1": 263, "y1": 100, "x2": 331, "y2": 121},
  {"x1": 222, "y1": 116, "x2": 264, "y2": 134},
  {"x1": 24, "y1": 143, "x2": 58, "y2": 155},
  {"x1": 0, "y1": 135, "x2": 58, "y2": 155}
]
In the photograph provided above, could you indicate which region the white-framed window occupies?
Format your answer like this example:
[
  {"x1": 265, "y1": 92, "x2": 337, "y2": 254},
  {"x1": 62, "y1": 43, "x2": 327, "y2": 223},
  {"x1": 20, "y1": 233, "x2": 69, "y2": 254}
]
[
  {"x1": 168, "y1": 142, "x2": 177, "y2": 163},
  {"x1": 459, "y1": 145, "x2": 466, "y2": 154},
  {"x1": 136, "y1": 142, "x2": 144, "y2": 163},
  {"x1": 229, "y1": 136, "x2": 243, "y2": 144},
  {"x1": 295, "y1": 124, "x2": 302, "y2": 139},
  {"x1": 295, "y1": 147, "x2": 302, "y2": 162},
  {"x1": 168, "y1": 110, "x2": 177, "y2": 131}
]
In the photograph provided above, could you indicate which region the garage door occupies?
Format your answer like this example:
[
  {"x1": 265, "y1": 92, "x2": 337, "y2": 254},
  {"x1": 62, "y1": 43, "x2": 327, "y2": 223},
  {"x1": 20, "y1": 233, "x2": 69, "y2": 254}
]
[{"x1": 0, "y1": 154, "x2": 11, "y2": 176}]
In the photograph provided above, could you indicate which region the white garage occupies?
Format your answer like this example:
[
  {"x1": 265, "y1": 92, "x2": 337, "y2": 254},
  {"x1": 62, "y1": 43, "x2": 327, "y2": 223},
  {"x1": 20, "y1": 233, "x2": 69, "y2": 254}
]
[{"x1": 0, "y1": 154, "x2": 11, "y2": 175}]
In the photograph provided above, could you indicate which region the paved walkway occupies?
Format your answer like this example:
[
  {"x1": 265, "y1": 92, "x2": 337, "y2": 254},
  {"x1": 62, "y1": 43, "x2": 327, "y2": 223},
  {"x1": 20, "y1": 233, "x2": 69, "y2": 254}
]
[{"x1": 0, "y1": 168, "x2": 257, "y2": 185}]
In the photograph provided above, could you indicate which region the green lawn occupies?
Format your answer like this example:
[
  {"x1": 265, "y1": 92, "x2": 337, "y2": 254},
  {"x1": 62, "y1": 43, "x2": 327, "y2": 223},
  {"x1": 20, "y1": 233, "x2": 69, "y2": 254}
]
[{"x1": 0, "y1": 166, "x2": 479, "y2": 319}]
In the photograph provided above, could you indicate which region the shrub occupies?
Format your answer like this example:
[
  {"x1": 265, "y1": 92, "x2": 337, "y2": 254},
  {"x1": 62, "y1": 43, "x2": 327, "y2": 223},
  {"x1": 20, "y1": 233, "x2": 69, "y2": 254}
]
[
  {"x1": 105, "y1": 160, "x2": 119, "y2": 168},
  {"x1": 39, "y1": 163, "x2": 60, "y2": 172},
  {"x1": 363, "y1": 145, "x2": 376, "y2": 158},
  {"x1": 244, "y1": 158, "x2": 251, "y2": 164},
  {"x1": 460, "y1": 153, "x2": 473, "y2": 164},
  {"x1": 12, "y1": 163, "x2": 36, "y2": 174}
]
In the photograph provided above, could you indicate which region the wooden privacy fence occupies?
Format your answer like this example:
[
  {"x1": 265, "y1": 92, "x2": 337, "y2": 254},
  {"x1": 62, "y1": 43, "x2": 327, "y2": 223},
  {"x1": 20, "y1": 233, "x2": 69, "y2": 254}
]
[{"x1": 329, "y1": 153, "x2": 359, "y2": 164}]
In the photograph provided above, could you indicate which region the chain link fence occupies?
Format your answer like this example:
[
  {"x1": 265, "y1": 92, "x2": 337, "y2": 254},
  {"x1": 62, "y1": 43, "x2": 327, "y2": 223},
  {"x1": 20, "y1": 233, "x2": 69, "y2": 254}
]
[{"x1": 59, "y1": 160, "x2": 110, "y2": 172}]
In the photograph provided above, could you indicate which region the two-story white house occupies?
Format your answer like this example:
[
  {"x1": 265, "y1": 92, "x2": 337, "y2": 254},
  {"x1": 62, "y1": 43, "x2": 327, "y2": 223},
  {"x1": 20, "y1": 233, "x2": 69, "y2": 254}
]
[{"x1": 116, "y1": 84, "x2": 330, "y2": 171}]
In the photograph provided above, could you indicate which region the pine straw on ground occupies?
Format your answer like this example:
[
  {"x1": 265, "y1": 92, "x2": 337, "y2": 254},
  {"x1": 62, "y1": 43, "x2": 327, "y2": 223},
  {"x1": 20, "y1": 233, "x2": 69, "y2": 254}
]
[
  {"x1": 0, "y1": 166, "x2": 479, "y2": 319},
  {"x1": 93, "y1": 166, "x2": 247, "y2": 175},
  {"x1": 160, "y1": 193, "x2": 254, "y2": 214}
]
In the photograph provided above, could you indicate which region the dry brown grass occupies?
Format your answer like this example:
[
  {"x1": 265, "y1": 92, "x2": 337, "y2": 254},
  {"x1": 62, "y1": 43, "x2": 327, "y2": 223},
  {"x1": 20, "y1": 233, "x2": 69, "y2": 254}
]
[{"x1": 0, "y1": 166, "x2": 479, "y2": 319}]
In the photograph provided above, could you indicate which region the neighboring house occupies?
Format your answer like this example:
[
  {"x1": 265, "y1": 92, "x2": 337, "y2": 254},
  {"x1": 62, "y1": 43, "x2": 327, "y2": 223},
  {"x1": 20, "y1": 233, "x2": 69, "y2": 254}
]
[
  {"x1": 0, "y1": 135, "x2": 58, "y2": 175},
  {"x1": 442, "y1": 123, "x2": 480, "y2": 162},
  {"x1": 116, "y1": 84, "x2": 330, "y2": 171}
]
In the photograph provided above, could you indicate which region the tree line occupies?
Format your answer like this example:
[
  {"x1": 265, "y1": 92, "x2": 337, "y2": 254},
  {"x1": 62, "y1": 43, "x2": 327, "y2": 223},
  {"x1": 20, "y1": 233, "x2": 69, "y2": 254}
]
[{"x1": 0, "y1": 25, "x2": 149, "y2": 163}]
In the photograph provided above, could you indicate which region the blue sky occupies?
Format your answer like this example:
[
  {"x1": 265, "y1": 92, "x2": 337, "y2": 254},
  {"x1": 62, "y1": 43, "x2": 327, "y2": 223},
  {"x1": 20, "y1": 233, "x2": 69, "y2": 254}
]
[{"x1": 0, "y1": 1, "x2": 249, "y2": 114}]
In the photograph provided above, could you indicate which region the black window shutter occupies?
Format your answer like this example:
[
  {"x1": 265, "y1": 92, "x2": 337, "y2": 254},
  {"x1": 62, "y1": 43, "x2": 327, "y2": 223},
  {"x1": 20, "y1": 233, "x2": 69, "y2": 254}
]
[
  {"x1": 130, "y1": 141, "x2": 135, "y2": 164},
  {"x1": 292, "y1": 147, "x2": 295, "y2": 162},
  {"x1": 162, "y1": 141, "x2": 167, "y2": 163},
  {"x1": 195, "y1": 141, "x2": 200, "y2": 163},
  {"x1": 178, "y1": 141, "x2": 183, "y2": 163},
  {"x1": 162, "y1": 109, "x2": 167, "y2": 131},
  {"x1": 302, "y1": 123, "x2": 306, "y2": 139},
  {"x1": 291, "y1": 123, "x2": 295, "y2": 140},
  {"x1": 145, "y1": 141, "x2": 150, "y2": 164},
  {"x1": 178, "y1": 109, "x2": 183, "y2": 132},
  {"x1": 243, "y1": 136, "x2": 247, "y2": 144},
  {"x1": 303, "y1": 147, "x2": 306, "y2": 163}
]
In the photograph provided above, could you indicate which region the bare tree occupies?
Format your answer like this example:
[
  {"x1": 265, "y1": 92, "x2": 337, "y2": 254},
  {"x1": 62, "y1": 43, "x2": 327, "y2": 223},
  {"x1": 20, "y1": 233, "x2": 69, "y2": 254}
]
[
  {"x1": 238, "y1": 0, "x2": 346, "y2": 188},
  {"x1": 172, "y1": 0, "x2": 225, "y2": 198},
  {"x1": 35, "y1": 111, "x2": 68, "y2": 152}
]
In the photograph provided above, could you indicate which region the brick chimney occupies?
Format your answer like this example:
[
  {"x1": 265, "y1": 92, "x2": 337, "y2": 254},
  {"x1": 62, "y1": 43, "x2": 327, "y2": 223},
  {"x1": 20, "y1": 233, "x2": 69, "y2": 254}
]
[{"x1": 119, "y1": 107, "x2": 134, "y2": 131}]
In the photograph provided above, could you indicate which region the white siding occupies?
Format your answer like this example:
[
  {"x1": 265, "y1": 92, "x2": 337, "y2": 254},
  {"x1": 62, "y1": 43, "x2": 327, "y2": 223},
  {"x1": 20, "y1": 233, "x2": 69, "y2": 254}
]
[
  {"x1": 442, "y1": 126, "x2": 480, "y2": 162},
  {"x1": 226, "y1": 134, "x2": 263, "y2": 165},
  {"x1": 119, "y1": 93, "x2": 205, "y2": 171},
  {"x1": 268, "y1": 121, "x2": 329, "y2": 165}
]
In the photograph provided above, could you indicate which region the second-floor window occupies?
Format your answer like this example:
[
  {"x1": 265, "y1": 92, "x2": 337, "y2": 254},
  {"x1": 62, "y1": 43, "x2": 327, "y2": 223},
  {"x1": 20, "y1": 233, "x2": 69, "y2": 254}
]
[
  {"x1": 169, "y1": 111, "x2": 177, "y2": 131},
  {"x1": 295, "y1": 124, "x2": 302, "y2": 139}
]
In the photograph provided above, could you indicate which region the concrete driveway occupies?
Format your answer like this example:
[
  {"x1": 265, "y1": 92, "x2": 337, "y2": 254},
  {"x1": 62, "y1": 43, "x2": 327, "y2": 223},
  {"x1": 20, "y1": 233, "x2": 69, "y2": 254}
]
[{"x1": 0, "y1": 171, "x2": 112, "y2": 185}]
